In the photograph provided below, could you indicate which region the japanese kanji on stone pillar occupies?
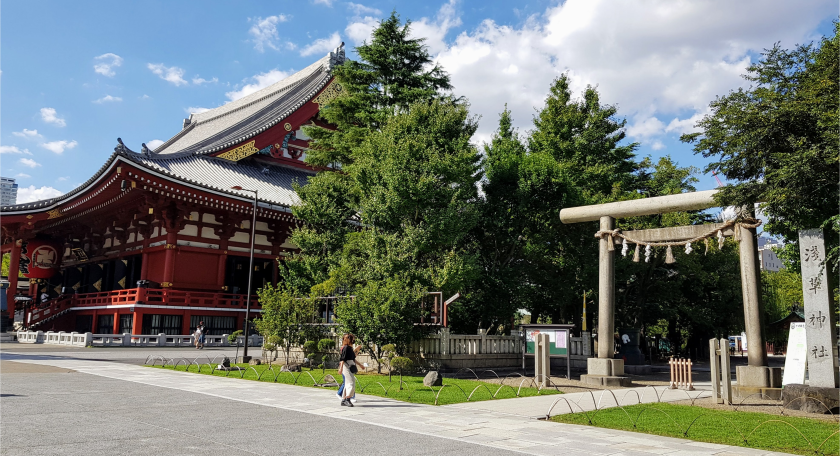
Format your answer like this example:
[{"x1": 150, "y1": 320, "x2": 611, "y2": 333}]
[{"x1": 798, "y1": 229, "x2": 839, "y2": 388}]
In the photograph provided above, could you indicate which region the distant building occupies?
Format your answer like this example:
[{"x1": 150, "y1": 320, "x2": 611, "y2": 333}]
[
  {"x1": 758, "y1": 237, "x2": 784, "y2": 272},
  {"x1": 0, "y1": 177, "x2": 17, "y2": 206}
]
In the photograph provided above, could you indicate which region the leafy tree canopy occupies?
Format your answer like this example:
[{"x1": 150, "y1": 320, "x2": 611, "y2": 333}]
[{"x1": 682, "y1": 22, "x2": 839, "y2": 271}]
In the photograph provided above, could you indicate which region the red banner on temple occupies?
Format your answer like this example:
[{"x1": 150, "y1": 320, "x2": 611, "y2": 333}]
[{"x1": 20, "y1": 240, "x2": 61, "y2": 279}]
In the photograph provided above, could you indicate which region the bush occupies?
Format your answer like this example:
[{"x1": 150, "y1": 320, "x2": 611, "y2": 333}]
[
  {"x1": 302, "y1": 340, "x2": 318, "y2": 356},
  {"x1": 318, "y1": 338, "x2": 336, "y2": 352},
  {"x1": 228, "y1": 330, "x2": 243, "y2": 345},
  {"x1": 268, "y1": 335, "x2": 282, "y2": 346},
  {"x1": 391, "y1": 356, "x2": 414, "y2": 373},
  {"x1": 390, "y1": 356, "x2": 414, "y2": 390}
]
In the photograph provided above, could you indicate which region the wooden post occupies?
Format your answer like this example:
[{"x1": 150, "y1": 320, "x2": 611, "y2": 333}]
[
  {"x1": 597, "y1": 216, "x2": 616, "y2": 359},
  {"x1": 738, "y1": 222, "x2": 767, "y2": 367},
  {"x1": 720, "y1": 337, "x2": 732, "y2": 404},
  {"x1": 710, "y1": 339, "x2": 721, "y2": 403}
]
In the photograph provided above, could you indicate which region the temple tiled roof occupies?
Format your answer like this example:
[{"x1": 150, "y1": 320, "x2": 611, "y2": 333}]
[
  {"x1": 0, "y1": 46, "x2": 345, "y2": 214},
  {"x1": 153, "y1": 44, "x2": 344, "y2": 156},
  {"x1": 126, "y1": 153, "x2": 313, "y2": 208},
  {"x1": 0, "y1": 150, "x2": 315, "y2": 214}
]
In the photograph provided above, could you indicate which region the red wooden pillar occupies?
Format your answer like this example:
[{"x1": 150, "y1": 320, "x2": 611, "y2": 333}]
[
  {"x1": 140, "y1": 251, "x2": 149, "y2": 280},
  {"x1": 182, "y1": 311, "x2": 192, "y2": 335},
  {"x1": 272, "y1": 258, "x2": 279, "y2": 286},
  {"x1": 162, "y1": 232, "x2": 177, "y2": 287},
  {"x1": 113, "y1": 311, "x2": 120, "y2": 334},
  {"x1": 91, "y1": 310, "x2": 98, "y2": 333},
  {"x1": 6, "y1": 240, "x2": 21, "y2": 320},
  {"x1": 217, "y1": 253, "x2": 227, "y2": 289},
  {"x1": 131, "y1": 310, "x2": 142, "y2": 334}
]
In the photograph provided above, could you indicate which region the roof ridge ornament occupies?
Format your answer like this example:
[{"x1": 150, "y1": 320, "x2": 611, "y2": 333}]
[
  {"x1": 141, "y1": 143, "x2": 152, "y2": 156},
  {"x1": 114, "y1": 137, "x2": 135, "y2": 154},
  {"x1": 328, "y1": 42, "x2": 345, "y2": 70}
]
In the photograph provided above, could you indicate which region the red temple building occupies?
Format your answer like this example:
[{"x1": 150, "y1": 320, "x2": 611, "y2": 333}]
[{"x1": 1, "y1": 46, "x2": 347, "y2": 336}]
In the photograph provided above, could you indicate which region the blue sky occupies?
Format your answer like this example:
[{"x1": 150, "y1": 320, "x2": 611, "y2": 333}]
[{"x1": 1, "y1": 0, "x2": 836, "y2": 204}]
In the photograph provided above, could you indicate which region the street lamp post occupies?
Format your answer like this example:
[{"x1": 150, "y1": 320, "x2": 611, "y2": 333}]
[{"x1": 231, "y1": 186, "x2": 257, "y2": 362}]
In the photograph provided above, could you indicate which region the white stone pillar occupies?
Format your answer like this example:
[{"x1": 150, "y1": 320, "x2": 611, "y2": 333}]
[{"x1": 799, "y1": 229, "x2": 839, "y2": 387}]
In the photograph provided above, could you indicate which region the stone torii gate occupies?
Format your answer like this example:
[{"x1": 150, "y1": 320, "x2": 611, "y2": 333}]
[{"x1": 560, "y1": 190, "x2": 781, "y2": 392}]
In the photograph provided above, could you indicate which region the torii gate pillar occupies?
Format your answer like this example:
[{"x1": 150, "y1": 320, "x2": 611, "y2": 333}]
[{"x1": 582, "y1": 215, "x2": 630, "y2": 387}]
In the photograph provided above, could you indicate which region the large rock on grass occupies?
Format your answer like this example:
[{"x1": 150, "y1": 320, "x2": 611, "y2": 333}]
[{"x1": 424, "y1": 371, "x2": 442, "y2": 387}]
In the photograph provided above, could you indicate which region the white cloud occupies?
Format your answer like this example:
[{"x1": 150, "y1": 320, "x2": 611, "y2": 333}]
[
  {"x1": 347, "y1": 2, "x2": 381, "y2": 16},
  {"x1": 146, "y1": 139, "x2": 164, "y2": 150},
  {"x1": 17, "y1": 185, "x2": 63, "y2": 203},
  {"x1": 185, "y1": 106, "x2": 211, "y2": 114},
  {"x1": 0, "y1": 145, "x2": 33, "y2": 155},
  {"x1": 40, "y1": 107, "x2": 66, "y2": 127},
  {"x1": 428, "y1": 0, "x2": 832, "y2": 149},
  {"x1": 300, "y1": 32, "x2": 342, "y2": 57},
  {"x1": 15, "y1": 173, "x2": 31, "y2": 178},
  {"x1": 19, "y1": 158, "x2": 41, "y2": 168},
  {"x1": 650, "y1": 140, "x2": 665, "y2": 151},
  {"x1": 41, "y1": 140, "x2": 78, "y2": 154},
  {"x1": 93, "y1": 95, "x2": 122, "y2": 103},
  {"x1": 57, "y1": 176, "x2": 69, "y2": 182},
  {"x1": 409, "y1": 0, "x2": 462, "y2": 54},
  {"x1": 626, "y1": 116, "x2": 666, "y2": 140},
  {"x1": 12, "y1": 129, "x2": 42, "y2": 139},
  {"x1": 346, "y1": 16, "x2": 379, "y2": 45},
  {"x1": 192, "y1": 76, "x2": 218, "y2": 85},
  {"x1": 312, "y1": 0, "x2": 334, "y2": 6},
  {"x1": 248, "y1": 14, "x2": 290, "y2": 52},
  {"x1": 147, "y1": 63, "x2": 188, "y2": 86},
  {"x1": 93, "y1": 53, "x2": 123, "y2": 77},
  {"x1": 225, "y1": 69, "x2": 291, "y2": 101},
  {"x1": 140, "y1": 94, "x2": 150, "y2": 100}
]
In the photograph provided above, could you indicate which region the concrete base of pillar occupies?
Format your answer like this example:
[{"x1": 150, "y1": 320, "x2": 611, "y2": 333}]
[
  {"x1": 735, "y1": 365, "x2": 782, "y2": 388},
  {"x1": 236, "y1": 356, "x2": 252, "y2": 364},
  {"x1": 580, "y1": 374, "x2": 634, "y2": 387},
  {"x1": 587, "y1": 358, "x2": 624, "y2": 376},
  {"x1": 733, "y1": 386, "x2": 783, "y2": 400},
  {"x1": 582, "y1": 358, "x2": 631, "y2": 387}
]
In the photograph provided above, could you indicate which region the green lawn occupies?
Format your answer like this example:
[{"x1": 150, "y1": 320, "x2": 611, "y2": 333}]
[
  {"x1": 148, "y1": 363, "x2": 560, "y2": 405},
  {"x1": 551, "y1": 402, "x2": 839, "y2": 456}
]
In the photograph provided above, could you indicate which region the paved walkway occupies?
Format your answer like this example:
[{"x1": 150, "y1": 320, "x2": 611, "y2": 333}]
[{"x1": 0, "y1": 347, "x2": 793, "y2": 456}]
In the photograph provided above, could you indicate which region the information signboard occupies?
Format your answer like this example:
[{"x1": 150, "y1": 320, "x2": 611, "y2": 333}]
[
  {"x1": 525, "y1": 328, "x2": 569, "y2": 356},
  {"x1": 782, "y1": 322, "x2": 807, "y2": 385}
]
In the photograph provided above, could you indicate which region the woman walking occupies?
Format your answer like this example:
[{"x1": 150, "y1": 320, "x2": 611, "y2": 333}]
[
  {"x1": 336, "y1": 334, "x2": 362, "y2": 403},
  {"x1": 337, "y1": 333, "x2": 358, "y2": 407}
]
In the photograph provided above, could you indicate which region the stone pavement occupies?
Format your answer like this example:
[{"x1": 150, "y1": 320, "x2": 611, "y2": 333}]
[{"x1": 0, "y1": 346, "x2": 794, "y2": 456}]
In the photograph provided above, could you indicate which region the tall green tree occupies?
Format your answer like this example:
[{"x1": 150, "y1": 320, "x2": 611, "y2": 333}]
[
  {"x1": 466, "y1": 76, "x2": 640, "y2": 331},
  {"x1": 529, "y1": 75, "x2": 640, "y2": 200},
  {"x1": 331, "y1": 100, "x2": 482, "y2": 331},
  {"x1": 682, "y1": 23, "x2": 839, "y2": 272},
  {"x1": 285, "y1": 12, "x2": 456, "y2": 294},
  {"x1": 305, "y1": 11, "x2": 452, "y2": 168}
]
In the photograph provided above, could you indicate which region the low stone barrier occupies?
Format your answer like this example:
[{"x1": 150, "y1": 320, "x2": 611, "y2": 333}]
[{"x1": 16, "y1": 331, "x2": 263, "y2": 348}]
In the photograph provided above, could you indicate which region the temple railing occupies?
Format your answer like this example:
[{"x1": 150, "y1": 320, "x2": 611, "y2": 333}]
[{"x1": 26, "y1": 288, "x2": 261, "y2": 328}]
